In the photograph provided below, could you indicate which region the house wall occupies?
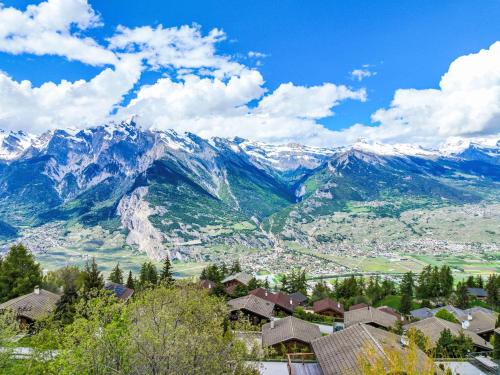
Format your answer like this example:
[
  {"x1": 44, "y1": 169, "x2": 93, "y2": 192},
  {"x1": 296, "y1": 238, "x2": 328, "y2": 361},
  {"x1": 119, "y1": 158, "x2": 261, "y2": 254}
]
[
  {"x1": 317, "y1": 309, "x2": 343, "y2": 318},
  {"x1": 270, "y1": 339, "x2": 312, "y2": 355}
]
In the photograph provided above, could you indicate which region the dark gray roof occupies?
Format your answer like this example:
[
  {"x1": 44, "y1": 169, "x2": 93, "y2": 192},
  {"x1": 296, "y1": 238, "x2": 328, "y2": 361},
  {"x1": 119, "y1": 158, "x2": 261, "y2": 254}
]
[
  {"x1": 404, "y1": 317, "x2": 492, "y2": 350},
  {"x1": 344, "y1": 306, "x2": 398, "y2": 329},
  {"x1": 228, "y1": 294, "x2": 274, "y2": 319},
  {"x1": 289, "y1": 291, "x2": 308, "y2": 304},
  {"x1": 312, "y1": 323, "x2": 435, "y2": 375},
  {"x1": 104, "y1": 282, "x2": 134, "y2": 301},
  {"x1": 262, "y1": 316, "x2": 321, "y2": 347},
  {"x1": 410, "y1": 307, "x2": 433, "y2": 320},
  {"x1": 467, "y1": 287, "x2": 488, "y2": 298},
  {"x1": 0, "y1": 288, "x2": 60, "y2": 321},
  {"x1": 430, "y1": 305, "x2": 466, "y2": 320},
  {"x1": 222, "y1": 272, "x2": 253, "y2": 286}
]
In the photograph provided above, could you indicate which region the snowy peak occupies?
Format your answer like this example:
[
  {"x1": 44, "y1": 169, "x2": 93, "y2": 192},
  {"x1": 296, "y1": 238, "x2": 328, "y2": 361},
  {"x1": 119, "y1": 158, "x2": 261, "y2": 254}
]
[
  {"x1": 0, "y1": 129, "x2": 37, "y2": 161},
  {"x1": 349, "y1": 139, "x2": 439, "y2": 158}
]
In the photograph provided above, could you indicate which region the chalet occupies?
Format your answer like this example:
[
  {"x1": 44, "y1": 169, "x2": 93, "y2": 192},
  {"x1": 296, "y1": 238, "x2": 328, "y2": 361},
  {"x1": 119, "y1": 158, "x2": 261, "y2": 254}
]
[
  {"x1": 377, "y1": 306, "x2": 403, "y2": 321},
  {"x1": 199, "y1": 279, "x2": 215, "y2": 291},
  {"x1": 289, "y1": 291, "x2": 308, "y2": 306},
  {"x1": 222, "y1": 272, "x2": 253, "y2": 296},
  {"x1": 461, "y1": 308, "x2": 497, "y2": 341},
  {"x1": 261, "y1": 316, "x2": 321, "y2": 354},
  {"x1": 228, "y1": 294, "x2": 274, "y2": 324},
  {"x1": 349, "y1": 302, "x2": 368, "y2": 311},
  {"x1": 0, "y1": 286, "x2": 60, "y2": 326},
  {"x1": 104, "y1": 282, "x2": 134, "y2": 302},
  {"x1": 344, "y1": 306, "x2": 399, "y2": 330},
  {"x1": 313, "y1": 298, "x2": 344, "y2": 319},
  {"x1": 311, "y1": 323, "x2": 438, "y2": 375},
  {"x1": 404, "y1": 317, "x2": 492, "y2": 352},
  {"x1": 248, "y1": 288, "x2": 298, "y2": 315},
  {"x1": 467, "y1": 287, "x2": 488, "y2": 300}
]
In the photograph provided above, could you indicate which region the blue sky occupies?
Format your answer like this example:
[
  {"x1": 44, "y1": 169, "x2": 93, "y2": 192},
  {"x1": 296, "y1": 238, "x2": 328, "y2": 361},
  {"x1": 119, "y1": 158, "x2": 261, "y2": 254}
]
[{"x1": 0, "y1": 0, "x2": 499, "y2": 146}]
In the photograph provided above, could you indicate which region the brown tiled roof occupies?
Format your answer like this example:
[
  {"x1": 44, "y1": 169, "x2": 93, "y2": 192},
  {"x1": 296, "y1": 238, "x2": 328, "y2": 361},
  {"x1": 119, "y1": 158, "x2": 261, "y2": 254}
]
[
  {"x1": 312, "y1": 323, "x2": 436, "y2": 375},
  {"x1": 228, "y1": 294, "x2": 274, "y2": 319},
  {"x1": 313, "y1": 298, "x2": 344, "y2": 315},
  {"x1": 0, "y1": 288, "x2": 60, "y2": 321},
  {"x1": 222, "y1": 272, "x2": 253, "y2": 286},
  {"x1": 377, "y1": 306, "x2": 402, "y2": 320},
  {"x1": 248, "y1": 288, "x2": 298, "y2": 313},
  {"x1": 349, "y1": 303, "x2": 368, "y2": 311},
  {"x1": 262, "y1": 316, "x2": 321, "y2": 347},
  {"x1": 344, "y1": 306, "x2": 398, "y2": 329},
  {"x1": 404, "y1": 317, "x2": 492, "y2": 350}
]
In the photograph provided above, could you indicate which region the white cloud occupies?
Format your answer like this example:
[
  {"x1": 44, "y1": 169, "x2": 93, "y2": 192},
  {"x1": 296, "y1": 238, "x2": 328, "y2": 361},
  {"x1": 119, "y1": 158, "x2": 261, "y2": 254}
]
[
  {"x1": 248, "y1": 51, "x2": 267, "y2": 58},
  {"x1": 344, "y1": 41, "x2": 500, "y2": 145},
  {"x1": 0, "y1": 55, "x2": 142, "y2": 133},
  {"x1": 0, "y1": 0, "x2": 117, "y2": 66},
  {"x1": 350, "y1": 68, "x2": 376, "y2": 81},
  {"x1": 108, "y1": 24, "x2": 245, "y2": 78}
]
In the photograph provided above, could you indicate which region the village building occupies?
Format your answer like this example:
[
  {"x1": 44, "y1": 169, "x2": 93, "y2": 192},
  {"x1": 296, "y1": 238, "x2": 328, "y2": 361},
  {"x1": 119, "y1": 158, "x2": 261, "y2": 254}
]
[
  {"x1": 261, "y1": 316, "x2": 321, "y2": 354},
  {"x1": 460, "y1": 309, "x2": 497, "y2": 341},
  {"x1": 199, "y1": 279, "x2": 215, "y2": 291},
  {"x1": 289, "y1": 291, "x2": 308, "y2": 306},
  {"x1": 228, "y1": 294, "x2": 274, "y2": 324},
  {"x1": 0, "y1": 286, "x2": 60, "y2": 326},
  {"x1": 248, "y1": 288, "x2": 298, "y2": 315},
  {"x1": 404, "y1": 317, "x2": 492, "y2": 352},
  {"x1": 104, "y1": 282, "x2": 134, "y2": 302},
  {"x1": 312, "y1": 298, "x2": 344, "y2": 319},
  {"x1": 311, "y1": 323, "x2": 438, "y2": 375},
  {"x1": 349, "y1": 302, "x2": 368, "y2": 311},
  {"x1": 467, "y1": 287, "x2": 488, "y2": 300},
  {"x1": 222, "y1": 272, "x2": 253, "y2": 296},
  {"x1": 344, "y1": 306, "x2": 399, "y2": 330}
]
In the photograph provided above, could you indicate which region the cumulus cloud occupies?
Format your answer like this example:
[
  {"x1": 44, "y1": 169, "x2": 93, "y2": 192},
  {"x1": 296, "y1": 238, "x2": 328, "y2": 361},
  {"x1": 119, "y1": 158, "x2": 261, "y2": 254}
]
[
  {"x1": 343, "y1": 42, "x2": 500, "y2": 145},
  {"x1": 0, "y1": 55, "x2": 142, "y2": 133},
  {"x1": 0, "y1": 0, "x2": 117, "y2": 66}
]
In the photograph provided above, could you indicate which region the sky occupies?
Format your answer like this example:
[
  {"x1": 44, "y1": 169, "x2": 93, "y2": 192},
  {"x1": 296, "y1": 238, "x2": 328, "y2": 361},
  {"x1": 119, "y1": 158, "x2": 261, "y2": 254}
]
[{"x1": 0, "y1": 0, "x2": 499, "y2": 146}]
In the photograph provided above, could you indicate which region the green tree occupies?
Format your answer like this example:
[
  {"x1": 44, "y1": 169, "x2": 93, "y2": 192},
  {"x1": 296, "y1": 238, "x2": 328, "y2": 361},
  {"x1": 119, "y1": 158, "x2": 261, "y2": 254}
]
[
  {"x1": 439, "y1": 266, "x2": 454, "y2": 298},
  {"x1": 126, "y1": 271, "x2": 135, "y2": 289},
  {"x1": 0, "y1": 310, "x2": 24, "y2": 370},
  {"x1": 160, "y1": 256, "x2": 175, "y2": 287},
  {"x1": 454, "y1": 282, "x2": 469, "y2": 309},
  {"x1": 435, "y1": 328, "x2": 454, "y2": 358},
  {"x1": 400, "y1": 272, "x2": 414, "y2": 314},
  {"x1": 230, "y1": 260, "x2": 242, "y2": 274},
  {"x1": 435, "y1": 308, "x2": 459, "y2": 323},
  {"x1": 139, "y1": 262, "x2": 158, "y2": 287},
  {"x1": 109, "y1": 263, "x2": 124, "y2": 284},
  {"x1": 493, "y1": 330, "x2": 500, "y2": 360},
  {"x1": 42, "y1": 266, "x2": 84, "y2": 293},
  {"x1": 311, "y1": 281, "x2": 331, "y2": 302},
  {"x1": 55, "y1": 283, "x2": 79, "y2": 325},
  {"x1": 82, "y1": 257, "x2": 104, "y2": 296},
  {"x1": 485, "y1": 274, "x2": 499, "y2": 309},
  {"x1": 0, "y1": 243, "x2": 42, "y2": 302}
]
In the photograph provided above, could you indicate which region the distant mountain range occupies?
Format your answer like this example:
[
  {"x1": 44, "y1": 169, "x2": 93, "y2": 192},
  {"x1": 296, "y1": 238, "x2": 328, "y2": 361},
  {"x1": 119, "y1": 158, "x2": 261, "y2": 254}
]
[{"x1": 0, "y1": 122, "x2": 498, "y2": 261}]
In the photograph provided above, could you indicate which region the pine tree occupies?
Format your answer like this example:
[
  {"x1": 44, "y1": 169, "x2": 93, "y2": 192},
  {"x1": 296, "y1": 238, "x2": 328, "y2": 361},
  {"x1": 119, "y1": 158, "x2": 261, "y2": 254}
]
[
  {"x1": 475, "y1": 275, "x2": 484, "y2": 288},
  {"x1": 109, "y1": 263, "x2": 123, "y2": 284},
  {"x1": 55, "y1": 283, "x2": 78, "y2": 325},
  {"x1": 140, "y1": 262, "x2": 158, "y2": 287},
  {"x1": 493, "y1": 330, "x2": 500, "y2": 360},
  {"x1": 160, "y1": 256, "x2": 175, "y2": 286},
  {"x1": 439, "y1": 265, "x2": 454, "y2": 298},
  {"x1": 126, "y1": 271, "x2": 135, "y2": 289},
  {"x1": 0, "y1": 243, "x2": 42, "y2": 302},
  {"x1": 82, "y1": 257, "x2": 104, "y2": 295},
  {"x1": 400, "y1": 272, "x2": 414, "y2": 314},
  {"x1": 263, "y1": 278, "x2": 270, "y2": 290},
  {"x1": 435, "y1": 328, "x2": 454, "y2": 358},
  {"x1": 230, "y1": 260, "x2": 241, "y2": 274},
  {"x1": 454, "y1": 281, "x2": 469, "y2": 309}
]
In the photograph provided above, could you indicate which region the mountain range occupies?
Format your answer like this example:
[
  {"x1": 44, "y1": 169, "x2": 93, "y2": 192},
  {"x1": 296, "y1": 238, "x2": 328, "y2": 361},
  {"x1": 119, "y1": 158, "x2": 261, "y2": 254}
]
[{"x1": 0, "y1": 121, "x2": 498, "y2": 264}]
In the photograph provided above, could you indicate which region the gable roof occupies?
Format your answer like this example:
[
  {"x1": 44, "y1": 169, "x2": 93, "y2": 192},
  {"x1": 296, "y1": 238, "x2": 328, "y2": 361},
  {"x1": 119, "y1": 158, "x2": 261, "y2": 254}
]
[
  {"x1": 410, "y1": 307, "x2": 433, "y2": 320},
  {"x1": 248, "y1": 288, "x2": 298, "y2": 313},
  {"x1": 313, "y1": 298, "x2": 344, "y2": 315},
  {"x1": 222, "y1": 272, "x2": 253, "y2": 286},
  {"x1": 104, "y1": 282, "x2": 134, "y2": 301},
  {"x1": 349, "y1": 303, "x2": 368, "y2": 311},
  {"x1": 200, "y1": 279, "x2": 215, "y2": 289},
  {"x1": 0, "y1": 288, "x2": 60, "y2": 321},
  {"x1": 312, "y1": 323, "x2": 435, "y2": 375},
  {"x1": 289, "y1": 291, "x2": 308, "y2": 304},
  {"x1": 344, "y1": 306, "x2": 398, "y2": 329},
  {"x1": 377, "y1": 306, "x2": 402, "y2": 320},
  {"x1": 463, "y1": 310, "x2": 496, "y2": 335},
  {"x1": 404, "y1": 317, "x2": 492, "y2": 350},
  {"x1": 467, "y1": 287, "x2": 488, "y2": 298},
  {"x1": 262, "y1": 316, "x2": 321, "y2": 347},
  {"x1": 228, "y1": 294, "x2": 274, "y2": 319}
]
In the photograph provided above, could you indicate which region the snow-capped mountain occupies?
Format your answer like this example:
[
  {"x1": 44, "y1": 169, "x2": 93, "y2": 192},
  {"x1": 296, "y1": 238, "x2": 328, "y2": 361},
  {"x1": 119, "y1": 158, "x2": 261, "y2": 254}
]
[{"x1": 0, "y1": 122, "x2": 498, "y2": 260}]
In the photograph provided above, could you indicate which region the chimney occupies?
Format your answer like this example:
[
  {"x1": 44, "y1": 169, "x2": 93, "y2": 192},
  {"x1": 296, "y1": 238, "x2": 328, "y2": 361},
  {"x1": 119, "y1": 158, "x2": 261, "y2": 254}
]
[
  {"x1": 467, "y1": 314, "x2": 472, "y2": 321},
  {"x1": 290, "y1": 299, "x2": 293, "y2": 305},
  {"x1": 34, "y1": 286, "x2": 40, "y2": 295},
  {"x1": 270, "y1": 317, "x2": 275, "y2": 329},
  {"x1": 461, "y1": 320, "x2": 470, "y2": 329},
  {"x1": 265, "y1": 291, "x2": 268, "y2": 297},
  {"x1": 401, "y1": 316, "x2": 405, "y2": 321},
  {"x1": 337, "y1": 302, "x2": 341, "y2": 309}
]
